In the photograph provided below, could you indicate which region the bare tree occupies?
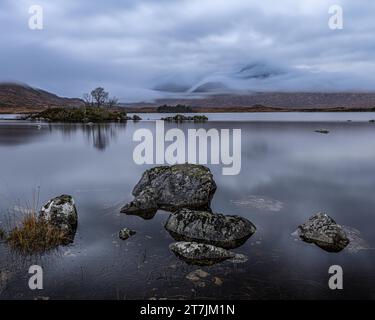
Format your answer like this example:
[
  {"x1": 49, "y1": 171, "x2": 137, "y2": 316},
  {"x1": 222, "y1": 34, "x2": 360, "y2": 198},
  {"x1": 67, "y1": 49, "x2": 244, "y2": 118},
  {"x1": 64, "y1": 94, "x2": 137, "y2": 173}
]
[
  {"x1": 91, "y1": 87, "x2": 109, "y2": 108},
  {"x1": 107, "y1": 97, "x2": 119, "y2": 108},
  {"x1": 83, "y1": 93, "x2": 93, "y2": 108}
]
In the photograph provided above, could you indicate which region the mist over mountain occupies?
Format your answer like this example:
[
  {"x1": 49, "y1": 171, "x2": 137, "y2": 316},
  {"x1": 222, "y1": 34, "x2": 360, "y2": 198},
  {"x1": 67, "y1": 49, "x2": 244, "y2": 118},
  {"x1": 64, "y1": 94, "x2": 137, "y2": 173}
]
[{"x1": 1, "y1": 0, "x2": 375, "y2": 102}]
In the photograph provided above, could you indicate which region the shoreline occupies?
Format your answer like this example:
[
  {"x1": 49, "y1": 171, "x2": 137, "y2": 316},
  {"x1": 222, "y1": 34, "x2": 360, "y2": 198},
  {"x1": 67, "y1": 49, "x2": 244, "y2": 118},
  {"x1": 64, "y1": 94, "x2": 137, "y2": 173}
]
[{"x1": 1, "y1": 106, "x2": 375, "y2": 115}]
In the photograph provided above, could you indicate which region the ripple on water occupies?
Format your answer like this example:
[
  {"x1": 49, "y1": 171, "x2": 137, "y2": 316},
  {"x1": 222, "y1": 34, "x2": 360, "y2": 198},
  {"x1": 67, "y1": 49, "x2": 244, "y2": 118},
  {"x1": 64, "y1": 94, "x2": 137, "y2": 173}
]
[{"x1": 231, "y1": 195, "x2": 284, "y2": 212}]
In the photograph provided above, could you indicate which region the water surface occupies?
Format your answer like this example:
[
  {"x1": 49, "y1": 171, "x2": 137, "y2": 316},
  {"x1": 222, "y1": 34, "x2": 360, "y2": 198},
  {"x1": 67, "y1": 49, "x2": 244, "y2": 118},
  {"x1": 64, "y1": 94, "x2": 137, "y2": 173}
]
[{"x1": 1, "y1": 113, "x2": 375, "y2": 300}]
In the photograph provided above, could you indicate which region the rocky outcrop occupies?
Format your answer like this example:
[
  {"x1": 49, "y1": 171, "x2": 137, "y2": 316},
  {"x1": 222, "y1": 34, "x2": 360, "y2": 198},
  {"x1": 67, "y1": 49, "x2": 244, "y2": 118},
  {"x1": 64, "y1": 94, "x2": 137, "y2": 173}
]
[
  {"x1": 165, "y1": 208, "x2": 256, "y2": 249},
  {"x1": 297, "y1": 213, "x2": 349, "y2": 252},
  {"x1": 169, "y1": 242, "x2": 247, "y2": 266},
  {"x1": 39, "y1": 195, "x2": 78, "y2": 244},
  {"x1": 121, "y1": 164, "x2": 217, "y2": 217}
]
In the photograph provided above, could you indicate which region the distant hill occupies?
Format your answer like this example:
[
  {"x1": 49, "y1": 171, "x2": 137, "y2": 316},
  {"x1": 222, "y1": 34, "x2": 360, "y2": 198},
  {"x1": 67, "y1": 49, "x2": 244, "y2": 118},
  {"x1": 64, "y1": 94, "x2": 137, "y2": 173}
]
[
  {"x1": 123, "y1": 92, "x2": 375, "y2": 112},
  {"x1": 0, "y1": 83, "x2": 83, "y2": 113}
]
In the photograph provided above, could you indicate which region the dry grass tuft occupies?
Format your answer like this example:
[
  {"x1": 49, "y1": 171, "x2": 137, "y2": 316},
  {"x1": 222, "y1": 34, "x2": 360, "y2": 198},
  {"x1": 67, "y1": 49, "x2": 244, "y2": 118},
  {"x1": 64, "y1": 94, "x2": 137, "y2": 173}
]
[{"x1": 6, "y1": 213, "x2": 67, "y2": 254}]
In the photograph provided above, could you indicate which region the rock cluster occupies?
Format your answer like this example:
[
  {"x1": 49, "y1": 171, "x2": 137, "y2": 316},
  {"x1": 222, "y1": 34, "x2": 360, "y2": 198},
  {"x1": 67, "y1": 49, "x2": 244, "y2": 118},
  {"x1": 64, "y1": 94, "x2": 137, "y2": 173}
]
[{"x1": 121, "y1": 164, "x2": 255, "y2": 265}]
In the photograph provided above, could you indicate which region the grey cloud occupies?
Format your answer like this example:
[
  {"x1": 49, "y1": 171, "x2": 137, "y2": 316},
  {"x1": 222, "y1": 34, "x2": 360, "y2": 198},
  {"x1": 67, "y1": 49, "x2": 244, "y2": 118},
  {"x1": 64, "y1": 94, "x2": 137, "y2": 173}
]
[{"x1": 1, "y1": 0, "x2": 375, "y2": 101}]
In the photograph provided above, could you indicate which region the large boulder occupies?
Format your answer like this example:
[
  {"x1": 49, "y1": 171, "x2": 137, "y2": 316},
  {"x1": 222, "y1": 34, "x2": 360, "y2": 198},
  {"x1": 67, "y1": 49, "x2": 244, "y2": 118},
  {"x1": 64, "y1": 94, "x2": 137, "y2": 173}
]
[
  {"x1": 121, "y1": 164, "x2": 217, "y2": 216},
  {"x1": 165, "y1": 208, "x2": 256, "y2": 249},
  {"x1": 297, "y1": 213, "x2": 349, "y2": 252},
  {"x1": 169, "y1": 242, "x2": 247, "y2": 266},
  {"x1": 39, "y1": 195, "x2": 78, "y2": 243}
]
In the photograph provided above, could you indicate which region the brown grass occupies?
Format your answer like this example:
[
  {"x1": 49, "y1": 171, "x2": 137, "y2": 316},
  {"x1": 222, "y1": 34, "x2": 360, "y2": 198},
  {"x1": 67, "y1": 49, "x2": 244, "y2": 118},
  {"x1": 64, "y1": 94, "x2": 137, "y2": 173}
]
[{"x1": 6, "y1": 213, "x2": 67, "y2": 254}]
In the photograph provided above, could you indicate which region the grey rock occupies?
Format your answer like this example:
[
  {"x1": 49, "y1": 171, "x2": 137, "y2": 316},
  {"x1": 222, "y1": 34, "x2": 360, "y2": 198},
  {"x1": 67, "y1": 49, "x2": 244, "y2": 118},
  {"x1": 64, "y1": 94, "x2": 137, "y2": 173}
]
[
  {"x1": 121, "y1": 164, "x2": 217, "y2": 217},
  {"x1": 297, "y1": 212, "x2": 349, "y2": 252},
  {"x1": 165, "y1": 208, "x2": 256, "y2": 249},
  {"x1": 169, "y1": 241, "x2": 247, "y2": 266},
  {"x1": 119, "y1": 228, "x2": 136, "y2": 241},
  {"x1": 39, "y1": 195, "x2": 78, "y2": 244}
]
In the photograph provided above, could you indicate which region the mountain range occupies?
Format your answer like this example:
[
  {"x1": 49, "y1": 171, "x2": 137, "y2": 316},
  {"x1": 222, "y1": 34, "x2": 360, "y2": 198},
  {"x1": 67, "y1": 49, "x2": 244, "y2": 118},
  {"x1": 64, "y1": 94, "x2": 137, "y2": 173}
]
[
  {"x1": 0, "y1": 83, "x2": 83, "y2": 113},
  {"x1": 1, "y1": 82, "x2": 375, "y2": 113}
]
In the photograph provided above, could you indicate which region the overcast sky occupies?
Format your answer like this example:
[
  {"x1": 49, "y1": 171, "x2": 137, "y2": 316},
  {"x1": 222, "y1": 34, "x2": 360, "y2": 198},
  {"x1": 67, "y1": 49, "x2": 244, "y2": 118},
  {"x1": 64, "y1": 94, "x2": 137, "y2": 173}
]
[{"x1": 1, "y1": 0, "x2": 375, "y2": 101}]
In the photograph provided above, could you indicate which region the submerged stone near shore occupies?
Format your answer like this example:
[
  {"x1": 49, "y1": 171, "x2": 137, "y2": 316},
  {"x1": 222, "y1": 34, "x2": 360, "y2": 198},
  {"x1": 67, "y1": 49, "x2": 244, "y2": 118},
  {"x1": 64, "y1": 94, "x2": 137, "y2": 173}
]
[
  {"x1": 169, "y1": 242, "x2": 247, "y2": 266},
  {"x1": 39, "y1": 195, "x2": 78, "y2": 244},
  {"x1": 297, "y1": 213, "x2": 349, "y2": 252},
  {"x1": 165, "y1": 208, "x2": 256, "y2": 249},
  {"x1": 121, "y1": 164, "x2": 217, "y2": 216}
]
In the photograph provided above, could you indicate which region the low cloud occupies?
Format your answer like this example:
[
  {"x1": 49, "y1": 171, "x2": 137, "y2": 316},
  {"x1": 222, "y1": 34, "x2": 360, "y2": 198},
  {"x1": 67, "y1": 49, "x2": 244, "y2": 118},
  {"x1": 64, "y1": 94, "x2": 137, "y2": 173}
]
[{"x1": 1, "y1": 0, "x2": 375, "y2": 101}]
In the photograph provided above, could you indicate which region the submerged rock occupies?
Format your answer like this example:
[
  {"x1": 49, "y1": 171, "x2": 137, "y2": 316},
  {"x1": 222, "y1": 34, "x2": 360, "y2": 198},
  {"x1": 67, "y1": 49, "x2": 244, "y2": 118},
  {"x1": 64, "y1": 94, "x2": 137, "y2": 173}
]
[
  {"x1": 186, "y1": 269, "x2": 210, "y2": 282},
  {"x1": 170, "y1": 242, "x2": 247, "y2": 266},
  {"x1": 119, "y1": 228, "x2": 136, "y2": 241},
  {"x1": 297, "y1": 213, "x2": 349, "y2": 252},
  {"x1": 39, "y1": 195, "x2": 78, "y2": 244},
  {"x1": 165, "y1": 208, "x2": 256, "y2": 249},
  {"x1": 121, "y1": 164, "x2": 217, "y2": 216}
]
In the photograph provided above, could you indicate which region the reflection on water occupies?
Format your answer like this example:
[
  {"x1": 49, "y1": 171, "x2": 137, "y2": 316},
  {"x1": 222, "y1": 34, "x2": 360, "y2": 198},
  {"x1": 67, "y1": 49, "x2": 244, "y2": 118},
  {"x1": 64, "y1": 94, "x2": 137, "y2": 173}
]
[
  {"x1": 54, "y1": 123, "x2": 127, "y2": 151},
  {"x1": 1, "y1": 115, "x2": 375, "y2": 300},
  {"x1": 0, "y1": 122, "x2": 128, "y2": 150}
]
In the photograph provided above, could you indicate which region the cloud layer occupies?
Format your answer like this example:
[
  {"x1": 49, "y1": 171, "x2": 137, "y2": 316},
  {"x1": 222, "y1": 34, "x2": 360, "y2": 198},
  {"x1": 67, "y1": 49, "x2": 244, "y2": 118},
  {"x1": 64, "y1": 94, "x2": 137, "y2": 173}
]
[{"x1": 1, "y1": 0, "x2": 375, "y2": 101}]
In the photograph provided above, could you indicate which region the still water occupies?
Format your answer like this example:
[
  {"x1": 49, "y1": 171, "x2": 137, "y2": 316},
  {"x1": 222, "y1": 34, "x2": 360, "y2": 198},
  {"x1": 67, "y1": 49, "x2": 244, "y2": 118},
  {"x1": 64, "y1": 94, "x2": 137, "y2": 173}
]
[{"x1": 0, "y1": 113, "x2": 375, "y2": 300}]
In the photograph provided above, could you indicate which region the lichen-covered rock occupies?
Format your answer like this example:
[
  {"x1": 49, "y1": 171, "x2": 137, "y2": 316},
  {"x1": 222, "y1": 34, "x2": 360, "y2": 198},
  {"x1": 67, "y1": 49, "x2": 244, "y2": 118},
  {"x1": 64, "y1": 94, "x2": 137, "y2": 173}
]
[
  {"x1": 121, "y1": 164, "x2": 217, "y2": 216},
  {"x1": 169, "y1": 242, "x2": 247, "y2": 266},
  {"x1": 297, "y1": 213, "x2": 349, "y2": 252},
  {"x1": 39, "y1": 195, "x2": 78, "y2": 243},
  {"x1": 165, "y1": 208, "x2": 256, "y2": 249},
  {"x1": 119, "y1": 228, "x2": 136, "y2": 241}
]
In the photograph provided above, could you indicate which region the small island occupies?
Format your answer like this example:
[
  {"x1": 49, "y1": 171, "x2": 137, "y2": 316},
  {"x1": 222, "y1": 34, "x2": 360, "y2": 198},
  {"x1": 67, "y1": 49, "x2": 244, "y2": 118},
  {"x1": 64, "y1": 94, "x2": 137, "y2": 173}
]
[
  {"x1": 157, "y1": 104, "x2": 193, "y2": 113},
  {"x1": 24, "y1": 87, "x2": 142, "y2": 123},
  {"x1": 161, "y1": 114, "x2": 208, "y2": 122},
  {"x1": 26, "y1": 107, "x2": 129, "y2": 123}
]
